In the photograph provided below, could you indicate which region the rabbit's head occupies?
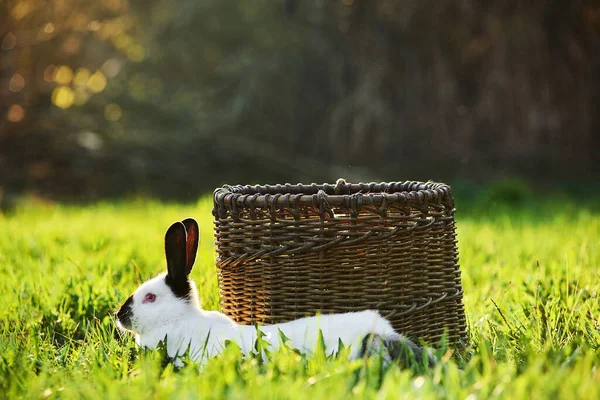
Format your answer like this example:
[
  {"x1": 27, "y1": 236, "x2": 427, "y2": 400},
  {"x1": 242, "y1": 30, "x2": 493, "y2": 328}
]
[{"x1": 116, "y1": 218, "x2": 200, "y2": 335}]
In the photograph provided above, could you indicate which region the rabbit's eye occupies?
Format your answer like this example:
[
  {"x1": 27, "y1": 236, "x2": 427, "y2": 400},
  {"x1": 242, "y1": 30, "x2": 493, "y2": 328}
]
[{"x1": 143, "y1": 292, "x2": 157, "y2": 304}]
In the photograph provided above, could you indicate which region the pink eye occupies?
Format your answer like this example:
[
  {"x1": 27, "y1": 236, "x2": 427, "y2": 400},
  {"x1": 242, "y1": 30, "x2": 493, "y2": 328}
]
[{"x1": 142, "y1": 292, "x2": 156, "y2": 304}]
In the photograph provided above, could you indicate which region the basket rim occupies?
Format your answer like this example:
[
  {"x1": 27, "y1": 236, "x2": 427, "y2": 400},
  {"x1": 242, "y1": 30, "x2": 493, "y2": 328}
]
[{"x1": 213, "y1": 180, "x2": 453, "y2": 209}]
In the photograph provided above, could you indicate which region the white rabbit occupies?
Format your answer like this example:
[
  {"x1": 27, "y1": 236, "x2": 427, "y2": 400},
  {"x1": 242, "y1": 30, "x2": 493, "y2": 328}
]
[{"x1": 116, "y1": 218, "x2": 433, "y2": 369}]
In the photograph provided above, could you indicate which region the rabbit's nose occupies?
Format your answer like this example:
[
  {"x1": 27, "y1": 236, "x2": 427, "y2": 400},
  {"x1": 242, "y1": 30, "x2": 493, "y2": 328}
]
[
  {"x1": 116, "y1": 295, "x2": 134, "y2": 328},
  {"x1": 116, "y1": 307, "x2": 132, "y2": 328}
]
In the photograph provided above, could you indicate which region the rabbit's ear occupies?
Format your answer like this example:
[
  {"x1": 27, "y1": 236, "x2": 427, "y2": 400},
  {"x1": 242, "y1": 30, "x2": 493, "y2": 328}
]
[
  {"x1": 165, "y1": 221, "x2": 187, "y2": 282},
  {"x1": 181, "y1": 218, "x2": 199, "y2": 275}
]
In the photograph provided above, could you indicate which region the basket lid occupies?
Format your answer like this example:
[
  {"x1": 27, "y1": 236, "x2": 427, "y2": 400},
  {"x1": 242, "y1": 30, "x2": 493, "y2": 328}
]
[{"x1": 213, "y1": 180, "x2": 454, "y2": 215}]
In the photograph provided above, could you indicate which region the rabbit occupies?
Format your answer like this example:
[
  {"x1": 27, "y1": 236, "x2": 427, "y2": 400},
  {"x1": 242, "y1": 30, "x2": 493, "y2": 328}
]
[{"x1": 116, "y1": 218, "x2": 434, "y2": 369}]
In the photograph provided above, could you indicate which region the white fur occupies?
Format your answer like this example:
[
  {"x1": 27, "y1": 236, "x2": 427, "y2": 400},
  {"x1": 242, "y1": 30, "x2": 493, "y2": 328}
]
[{"x1": 118, "y1": 272, "x2": 402, "y2": 368}]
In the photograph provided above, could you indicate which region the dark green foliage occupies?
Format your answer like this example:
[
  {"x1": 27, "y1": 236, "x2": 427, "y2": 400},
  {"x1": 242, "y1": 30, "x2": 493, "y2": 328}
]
[
  {"x1": 1, "y1": 1, "x2": 599, "y2": 200},
  {"x1": 485, "y1": 178, "x2": 534, "y2": 206}
]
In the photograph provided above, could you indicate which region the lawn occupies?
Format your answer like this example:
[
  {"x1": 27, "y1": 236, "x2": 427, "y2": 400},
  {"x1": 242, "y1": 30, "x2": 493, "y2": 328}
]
[{"x1": 0, "y1": 193, "x2": 598, "y2": 399}]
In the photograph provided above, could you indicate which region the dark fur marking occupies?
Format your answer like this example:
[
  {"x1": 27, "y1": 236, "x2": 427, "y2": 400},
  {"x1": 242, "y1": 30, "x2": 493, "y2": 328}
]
[
  {"x1": 164, "y1": 274, "x2": 192, "y2": 301},
  {"x1": 117, "y1": 295, "x2": 134, "y2": 328},
  {"x1": 386, "y1": 337, "x2": 422, "y2": 366},
  {"x1": 386, "y1": 337, "x2": 436, "y2": 368},
  {"x1": 359, "y1": 333, "x2": 435, "y2": 368},
  {"x1": 358, "y1": 333, "x2": 383, "y2": 358}
]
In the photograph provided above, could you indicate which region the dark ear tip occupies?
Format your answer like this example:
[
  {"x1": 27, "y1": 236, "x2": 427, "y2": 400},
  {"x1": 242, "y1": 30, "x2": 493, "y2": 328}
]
[
  {"x1": 182, "y1": 218, "x2": 199, "y2": 230},
  {"x1": 166, "y1": 221, "x2": 186, "y2": 237}
]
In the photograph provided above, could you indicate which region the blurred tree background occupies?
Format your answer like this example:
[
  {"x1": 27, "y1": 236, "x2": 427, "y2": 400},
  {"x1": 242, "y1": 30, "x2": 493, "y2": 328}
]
[{"x1": 1, "y1": 0, "x2": 599, "y2": 201}]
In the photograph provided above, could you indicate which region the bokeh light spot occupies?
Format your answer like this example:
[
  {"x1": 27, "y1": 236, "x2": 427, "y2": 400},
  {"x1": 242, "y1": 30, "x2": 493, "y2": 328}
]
[
  {"x1": 113, "y1": 34, "x2": 132, "y2": 50},
  {"x1": 98, "y1": 18, "x2": 125, "y2": 40},
  {"x1": 44, "y1": 23, "x2": 55, "y2": 34},
  {"x1": 43, "y1": 65, "x2": 57, "y2": 82},
  {"x1": 54, "y1": 66, "x2": 73, "y2": 85},
  {"x1": 11, "y1": 2, "x2": 31, "y2": 20},
  {"x1": 52, "y1": 86, "x2": 75, "y2": 109},
  {"x1": 104, "y1": 103, "x2": 122, "y2": 121},
  {"x1": 77, "y1": 131, "x2": 103, "y2": 151},
  {"x1": 7, "y1": 104, "x2": 25, "y2": 122},
  {"x1": 127, "y1": 44, "x2": 145, "y2": 62},
  {"x1": 88, "y1": 20, "x2": 102, "y2": 31},
  {"x1": 101, "y1": 59, "x2": 122, "y2": 78},
  {"x1": 9, "y1": 74, "x2": 25, "y2": 92},
  {"x1": 1, "y1": 32, "x2": 17, "y2": 50},
  {"x1": 73, "y1": 68, "x2": 91, "y2": 87},
  {"x1": 87, "y1": 71, "x2": 107, "y2": 93}
]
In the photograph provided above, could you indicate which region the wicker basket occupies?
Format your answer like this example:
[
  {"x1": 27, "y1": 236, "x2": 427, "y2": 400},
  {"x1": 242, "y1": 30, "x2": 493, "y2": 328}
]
[{"x1": 212, "y1": 180, "x2": 468, "y2": 347}]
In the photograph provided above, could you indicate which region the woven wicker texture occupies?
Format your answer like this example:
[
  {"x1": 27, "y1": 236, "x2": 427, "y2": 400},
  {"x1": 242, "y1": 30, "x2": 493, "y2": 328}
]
[{"x1": 212, "y1": 180, "x2": 468, "y2": 347}]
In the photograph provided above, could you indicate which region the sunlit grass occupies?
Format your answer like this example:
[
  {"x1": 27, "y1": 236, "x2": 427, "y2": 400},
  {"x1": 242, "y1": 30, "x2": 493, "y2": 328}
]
[{"x1": 0, "y1": 195, "x2": 598, "y2": 399}]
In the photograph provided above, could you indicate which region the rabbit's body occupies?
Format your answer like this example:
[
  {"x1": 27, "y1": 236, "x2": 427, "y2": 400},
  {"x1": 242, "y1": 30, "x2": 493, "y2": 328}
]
[
  {"x1": 135, "y1": 300, "x2": 400, "y2": 365},
  {"x1": 117, "y1": 218, "x2": 432, "y2": 369}
]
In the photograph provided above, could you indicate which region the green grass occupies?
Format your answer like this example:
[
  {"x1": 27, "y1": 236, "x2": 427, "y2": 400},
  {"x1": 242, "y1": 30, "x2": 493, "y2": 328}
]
[{"x1": 0, "y1": 195, "x2": 599, "y2": 399}]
